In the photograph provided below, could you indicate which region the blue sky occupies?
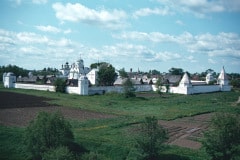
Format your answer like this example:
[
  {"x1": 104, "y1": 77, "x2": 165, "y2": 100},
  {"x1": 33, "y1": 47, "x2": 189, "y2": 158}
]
[{"x1": 0, "y1": 0, "x2": 240, "y2": 73}]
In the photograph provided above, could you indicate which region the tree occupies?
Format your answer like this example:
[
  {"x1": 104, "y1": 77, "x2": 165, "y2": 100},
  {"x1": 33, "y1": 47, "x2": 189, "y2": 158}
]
[
  {"x1": 168, "y1": 67, "x2": 184, "y2": 75},
  {"x1": 97, "y1": 63, "x2": 117, "y2": 86},
  {"x1": 25, "y1": 112, "x2": 74, "y2": 160},
  {"x1": 150, "y1": 69, "x2": 160, "y2": 75},
  {"x1": 155, "y1": 78, "x2": 163, "y2": 96},
  {"x1": 0, "y1": 65, "x2": 28, "y2": 81},
  {"x1": 136, "y1": 116, "x2": 168, "y2": 160},
  {"x1": 231, "y1": 79, "x2": 240, "y2": 88},
  {"x1": 118, "y1": 68, "x2": 128, "y2": 78},
  {"x1": 90, "y1": 62, "x2": 106, "y2": 69},
  {"x1": 123, "y1": 78, "x2": 136, "y2": 98},
  {"x1": 54, "y1": 78, "x2": 66, "y2": 93},
  {"x1": 202, "y1": 113, "x2": 240, "y2": 160},
  {"x1": 42, "y1": 146, "x2": 75, "y2": 160},
  {"x1": 81, "y1": 151, "x2": 109, "y2": 160}
]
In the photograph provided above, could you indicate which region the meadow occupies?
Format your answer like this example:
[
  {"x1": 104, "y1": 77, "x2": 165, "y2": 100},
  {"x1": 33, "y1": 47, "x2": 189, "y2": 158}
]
[{"x1": 0, "y1": 86, "x2": 240, "y2": 159}]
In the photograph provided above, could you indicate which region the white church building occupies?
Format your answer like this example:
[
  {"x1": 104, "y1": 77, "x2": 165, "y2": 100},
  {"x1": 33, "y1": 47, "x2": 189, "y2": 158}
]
[{"x1": 59, "y1": 58, "x2": 98, "y2": 85}]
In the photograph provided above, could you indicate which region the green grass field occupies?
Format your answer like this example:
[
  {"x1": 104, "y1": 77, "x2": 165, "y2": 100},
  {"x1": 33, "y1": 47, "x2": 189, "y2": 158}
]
[{"x1": 1, "y1": 86, "x2": 240, "y2": 159}]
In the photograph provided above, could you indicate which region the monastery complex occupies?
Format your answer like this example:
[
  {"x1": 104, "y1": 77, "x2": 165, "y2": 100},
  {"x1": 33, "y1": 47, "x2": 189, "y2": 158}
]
[{"x1": 3, "y1": 58, "x2": 231, "y2": 95}]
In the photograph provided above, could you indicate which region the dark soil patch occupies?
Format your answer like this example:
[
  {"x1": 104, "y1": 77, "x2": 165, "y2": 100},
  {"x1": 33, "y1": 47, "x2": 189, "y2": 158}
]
[
  {"x1": 0, "y1": 91, "x2": 115, "y2": 127},
  {"x1": 0, "y1": 91, "x2": 53, "y2": 108}
]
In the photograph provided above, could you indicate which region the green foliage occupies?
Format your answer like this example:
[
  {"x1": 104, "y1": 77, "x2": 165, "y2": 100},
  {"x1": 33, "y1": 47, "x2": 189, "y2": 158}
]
[
  {"x1": 33, "y1": 67, "x2": 59, "y2": 76},
  {"x1": 155, "y1": 78, "x2": 163, "y2": 95},
  {"x1": 90, "y1": 62, "x2": 106, "y2": 69},
  {"x1": 81, "y1": 151, "x2": 110, "y2": 160},
  {"x1": 42, "y1": 146, "x2": 75, "y2": 160},
  {"x1": 169, "y1": 67, "x2": 184, "y2": 75},
  {"x1": 0, "y1": 126, "x2": 27, "y2": 160},
  {"x1": 136, "y1": 116, "x2": 168, "y2": 160},
  {"x1": 97, "y1": 63, "x2": 117, "y2": 86},
  {"x1": 202, "y1": 113, "x2": 240, "y2": 160},
  {"x1": 0, "y1": 65, "x2": 28, "y2": 81},
  {"x1": 118, "y1": 68, "x2": 128, "y2": 78},
  {"x1": 25, "y1": 112, "x2": 74, "y2": 160},
  {"x1": 149, "y1": 69, "x2": 160, "y2": 75},
  {"x1": 54, "y1": 78, "x2": 66, "y2": 93},
  {"x1": 123, "y1": 78, "x2": 136, "y2": 98},
  {"x1": 231, "y1": 79, "x2": 240, "y2": 88}
]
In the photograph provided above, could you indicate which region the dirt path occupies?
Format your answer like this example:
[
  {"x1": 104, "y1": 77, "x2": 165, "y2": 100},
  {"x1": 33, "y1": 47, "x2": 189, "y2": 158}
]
[{"x1": 159, "y1": 113, "x2": 212, "y2": 149}]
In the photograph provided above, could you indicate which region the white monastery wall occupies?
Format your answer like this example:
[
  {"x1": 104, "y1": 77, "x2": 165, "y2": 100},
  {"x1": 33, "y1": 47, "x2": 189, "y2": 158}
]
[
  {"x1": 170, "y1": 87, "x2": 188, "y2": 94},
  {"x1": 15, "y1": 83, "x2": 55, "y2": 92},
  {"x1": 14, "y1": 82, "x2": 87, "y2": 95},
  {"x1": 169, "y1": 85, "x2": 229, "y2": 95},
  {"x1": 66, "y1": 86, "x2": 80, "y2": 94},
  {"x1": 191, "y1": 85, "x2": 220, "y2": 94},
  {"x1": 89, "y1": 85, "x2": 153, "y2": 95}
]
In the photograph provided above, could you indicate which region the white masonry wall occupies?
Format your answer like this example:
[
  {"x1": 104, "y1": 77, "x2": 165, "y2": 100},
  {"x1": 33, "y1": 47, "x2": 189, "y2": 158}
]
[
  {"x1": 89, "y1": 85, "x2": 153, "y2": 94},
  {"x1": 65, "y1": 86, "x2": 80, "y2": 94},
  {"x1": 15, "y1": 83, "x2": 55, "y2": 92}
]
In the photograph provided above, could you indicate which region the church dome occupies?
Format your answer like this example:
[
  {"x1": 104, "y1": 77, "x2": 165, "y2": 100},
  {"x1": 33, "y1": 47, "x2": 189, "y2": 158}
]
[{"x1": 77, "y1": 58, "x2": 84, "y2": 63}]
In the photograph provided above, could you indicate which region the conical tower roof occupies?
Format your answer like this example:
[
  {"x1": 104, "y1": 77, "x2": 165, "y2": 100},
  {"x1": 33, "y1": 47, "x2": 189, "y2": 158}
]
[
  {"x1": 179, "y1": 72, "x2": 191, "y2": 87},
  {"x1": 180, "y1": 73, "x2": 191, "y2": 84},
  {"x1": 218, "y1": 66, "x2": 228, "y2": 80}
]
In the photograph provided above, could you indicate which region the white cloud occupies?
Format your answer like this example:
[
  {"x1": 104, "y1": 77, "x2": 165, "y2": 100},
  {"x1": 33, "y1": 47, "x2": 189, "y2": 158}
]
[
  {"x1": 146, "y1": 51, "x2": 181, "y2": 62},
  {"x1": 157, "y1": 0, "x2": 240, "y2": 18},
  {"x1": 10, "y1": 0, "x2": 47, "y2": 6},
  {"x1": 208, "y1": 58, "x2": 216, "y2": 64},
  {"x1": 187, "y1": 55, "x2": 197, "y2": 63},
  {"x1": 63, "y1": 29, "x2": 72, "y2": 34},
  {"x1": 52, "y1": 2, "x2": 128, "y2": 29},
  {"x1": 102, "y1": 43, "x2": 181, "y2": 62},
  {"x1": 35, "y1": 25, "x2": 72, "y2": 34},
  {"x1": 35, "y1": 25, "x2": 61, "y2": 33},
  {"x1": 16, "y1": 32, "x2": 49, "y2": 44},
  {"x1": 113, "y1": 31, "x2": 240, "y2": 59},
  {"x1": 0, "y1": 29, "x2": 83, "y2": 68},
  {"x1": 133, "y1": 7, "x2": 172, "y2": 18},
  {"x1": 113, "y1": 31, "x2": 176, "y2": 43},
  {"x1": 1, "y1": 28, "x2": 239, "y2": 71},
  {"x1": 175, "y1": 20, "x2": 184, "y2": 26},
  {"x1": 32, "y1": 0, "x2": 47, "y2": 4}
]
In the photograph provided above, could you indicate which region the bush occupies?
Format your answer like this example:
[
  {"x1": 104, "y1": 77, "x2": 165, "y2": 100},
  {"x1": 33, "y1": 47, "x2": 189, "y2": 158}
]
[
  {"x1": 123, "y1": 78, "x2": 136, "y2": 98},
  {"x1": 24, "y1": 112, "x2": 74, "y2": 160},
  {"x1": 42, "y1": 146, "x2": 75, "y2": 160},
  {"x1": 202, "y1": 113, "x2": 240, "y2": 160},
  {"x1": 155, "y1": 78, "x2": 163, "y2": 96},
  {"x1": 54, "y1": 78, "x2": 66, "y2": 93},
  {"x1": 136, "y1": 116, "x2": 168, "y2": 160},
  {"x1": 231, "y1": 79, "x2": 240, "y2": 88},
  {"x1": 81, "y1": 151, "x2": 109, "y2": 160}
]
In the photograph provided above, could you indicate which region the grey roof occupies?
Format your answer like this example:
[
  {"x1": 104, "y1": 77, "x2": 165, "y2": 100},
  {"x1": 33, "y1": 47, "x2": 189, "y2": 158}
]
[
  {"x1": 17, "y1": 76, "x2": 37, "y2": 83},
  {"x1": 114, "y1": 78, "x2": 142, "y2": 85},
  {"x1": 163, "y1": 74, "x2": 182, "y2": 84}
]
